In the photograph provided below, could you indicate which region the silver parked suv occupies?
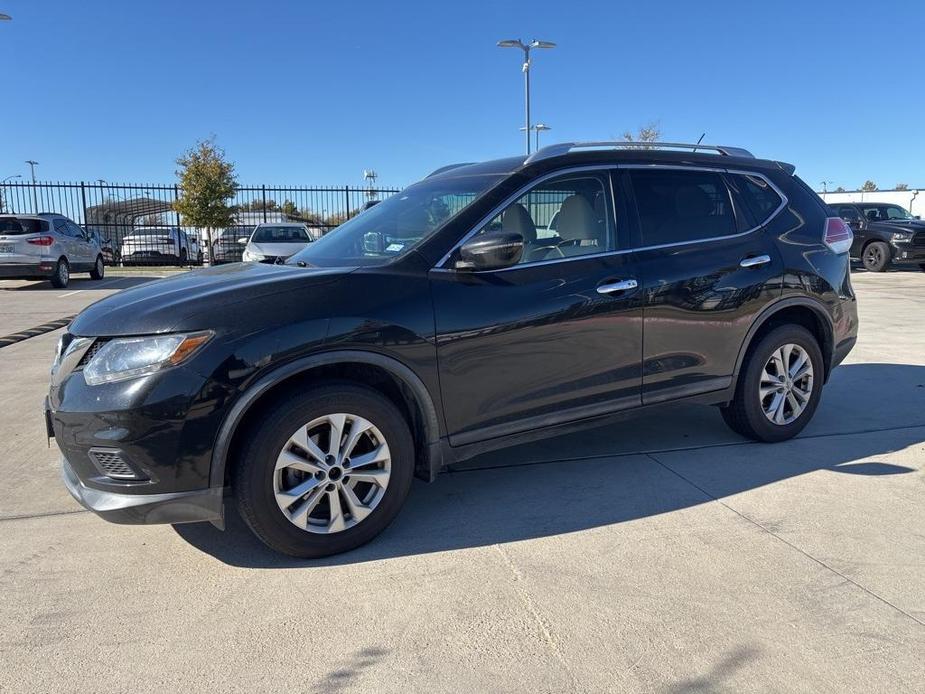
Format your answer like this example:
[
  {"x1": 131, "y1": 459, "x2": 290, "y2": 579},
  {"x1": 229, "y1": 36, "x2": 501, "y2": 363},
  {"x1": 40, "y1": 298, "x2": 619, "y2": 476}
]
[{"x1": 0, "y1": 214, "x2": 105, "y2": 288}]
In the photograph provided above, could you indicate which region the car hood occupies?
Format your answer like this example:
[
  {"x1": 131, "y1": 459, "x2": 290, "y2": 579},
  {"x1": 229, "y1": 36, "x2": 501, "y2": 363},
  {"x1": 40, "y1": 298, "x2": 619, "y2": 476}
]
[
  {"x1": 69, "y1": 262, "x2": 353, "y2": 337},
  {"x1": 248, "y1": 242, "x2": 310, "y2": 257},
  {"x1": 868, "y1": 219, "x2": 925, "y2": 232}
]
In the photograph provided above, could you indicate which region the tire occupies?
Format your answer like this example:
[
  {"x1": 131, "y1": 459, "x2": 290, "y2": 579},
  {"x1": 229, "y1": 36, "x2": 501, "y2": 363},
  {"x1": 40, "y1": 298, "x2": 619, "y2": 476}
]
[
  {"x1": 50, "y1": 258, "x2": 70, "y2": 288},
  {"x1": 196, "y1": 251, "x2": 204, "y2": 265},
  {"x1": 179, "y1": 249, "x2": 188, "y2": 266},
  {"x1": 233, "y1": 383, "x2": 415, "y2": 558},
  {"x1": 919, "y1": 264, "x2": 925, "y2": 272},
  {"x1": 862, "y1": 241, "x2": 890, "y2": 272},
  {"x1": 720, "y1": 325, "x2": 824, "y2": 443},
  {"x1": 90, "y1": 255, "x2": 105, "y2": 280}
]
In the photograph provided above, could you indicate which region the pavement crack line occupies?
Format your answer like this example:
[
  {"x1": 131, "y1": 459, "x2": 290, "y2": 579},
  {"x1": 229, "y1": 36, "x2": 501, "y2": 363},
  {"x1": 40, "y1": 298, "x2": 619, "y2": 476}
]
[
  {"x1": 0, "y1": 508, "x2": 89, "y2": 523},
  {"x1": 645, "y1": 452, "x2": 925, "y2": 629},
  {"x1": 493, "y1": 543, "x2": 582, "y2": 692}
]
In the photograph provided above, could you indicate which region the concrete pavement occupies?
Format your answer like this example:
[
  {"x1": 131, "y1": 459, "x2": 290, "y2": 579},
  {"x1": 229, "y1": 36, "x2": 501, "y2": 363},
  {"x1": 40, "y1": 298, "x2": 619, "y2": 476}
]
[{"x1": 0, "y1": 270, "x2": 923, "y2": 692}]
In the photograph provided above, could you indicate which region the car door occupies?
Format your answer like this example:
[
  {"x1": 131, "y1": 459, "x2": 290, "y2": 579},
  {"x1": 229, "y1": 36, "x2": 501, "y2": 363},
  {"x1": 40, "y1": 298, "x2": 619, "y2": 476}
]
[
  {"x1": 66, "y1": 220, "x2": 94, "y2": 268},
  {"x1": 835, "y1": 205, "x2": 864, "y2": 256},
  {"x1": 53, "y1": 218, "x2": 77, "y2": 264},
  {"x1": 624, "y1": 167, "x2": 785, "y2": 404},
  {"x1": 430, "y1": 168, "x2": 644, "y2": 445}
]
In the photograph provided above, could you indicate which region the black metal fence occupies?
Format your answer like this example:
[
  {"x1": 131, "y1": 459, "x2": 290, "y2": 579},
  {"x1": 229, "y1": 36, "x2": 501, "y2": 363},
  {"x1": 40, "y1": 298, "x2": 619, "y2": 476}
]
[{"x1": 0, "y1": 181, "x2": 400, "y2": 266}]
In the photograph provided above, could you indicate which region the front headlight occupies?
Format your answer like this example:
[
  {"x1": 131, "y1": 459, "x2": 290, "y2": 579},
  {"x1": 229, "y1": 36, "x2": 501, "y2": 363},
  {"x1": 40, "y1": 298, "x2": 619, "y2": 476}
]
[
  {"x1": 891, "y1": 231, "x2": 913, "y2": 243},
  {"x1": 242, "y1": 249, "x2": 263, "y2": 262},
  {"x1": 83, "y1": 331, "x2": 213, "y2": 385}
]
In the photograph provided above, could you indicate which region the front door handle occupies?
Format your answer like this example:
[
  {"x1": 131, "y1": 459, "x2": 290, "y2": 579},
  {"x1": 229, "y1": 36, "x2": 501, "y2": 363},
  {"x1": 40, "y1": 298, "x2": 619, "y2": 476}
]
[
  {"x1": 739, "y1": 254, "x2": 771, "y2": 269},
  {"x1": 596, "y1": 279, "x2": 638, "y2": 295}
]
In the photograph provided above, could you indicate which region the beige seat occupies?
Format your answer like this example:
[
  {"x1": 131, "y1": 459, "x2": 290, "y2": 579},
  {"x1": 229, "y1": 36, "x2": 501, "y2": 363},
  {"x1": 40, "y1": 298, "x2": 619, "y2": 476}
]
[
  {"x1": 548, "y1": 195, "x2": 603, "y2": 257},
  {"x1": 501, "y1": 203, "x2": 537, "y2": 243}
]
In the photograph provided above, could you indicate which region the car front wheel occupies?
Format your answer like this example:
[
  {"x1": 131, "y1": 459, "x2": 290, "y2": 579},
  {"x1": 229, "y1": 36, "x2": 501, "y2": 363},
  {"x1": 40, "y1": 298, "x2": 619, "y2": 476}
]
[
  {"x1": 862, "y1": 241, "x2": 890, "y2": 272},
  {"x1": 233, "y1": 384, "x2": 414, "y2": 558},
  {"x1": 720, "y1": 325, "x2": 823, "y2": 442},
  {"x1": 90, "y1": 255, "x2": 104, "y2": 280}
]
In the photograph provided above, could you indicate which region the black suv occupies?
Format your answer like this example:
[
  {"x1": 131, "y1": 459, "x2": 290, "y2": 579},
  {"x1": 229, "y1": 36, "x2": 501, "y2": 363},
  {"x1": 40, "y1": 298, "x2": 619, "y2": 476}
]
[
  {"x1": 48, "y1": 142, "x2": 858, "y2": 558},
  {"x1": 829, "y1": 201, "x2": 925, "y2": 272}
]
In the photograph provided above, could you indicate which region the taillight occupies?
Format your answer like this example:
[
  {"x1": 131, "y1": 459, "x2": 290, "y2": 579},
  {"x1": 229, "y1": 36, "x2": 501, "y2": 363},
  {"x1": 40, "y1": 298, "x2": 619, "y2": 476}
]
[
  {"x1": 27, "y1": 235, "x2": 55, "y2": 246},
  {"x1": 823, "y1": 217, "x2": 852, "y2": 255}
]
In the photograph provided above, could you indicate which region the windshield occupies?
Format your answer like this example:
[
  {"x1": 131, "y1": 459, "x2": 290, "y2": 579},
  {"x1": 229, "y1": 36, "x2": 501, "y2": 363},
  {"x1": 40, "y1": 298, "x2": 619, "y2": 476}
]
[
  {"x1": 252, "y1": 225, "x2": 310, "y2": 243},
  {"x1": 861, "y1": 205, "x2": 913, "y2": 221},
  {"x1": 287, "y1": 174, "x2": 501, "y2": 267}
]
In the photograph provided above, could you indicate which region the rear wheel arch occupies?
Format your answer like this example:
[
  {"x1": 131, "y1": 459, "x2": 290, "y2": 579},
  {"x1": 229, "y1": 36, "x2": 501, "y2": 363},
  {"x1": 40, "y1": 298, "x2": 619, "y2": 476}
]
[
  {"x1": 212, "y1": 351, "x2": 443, "y2": 491},
  {"x1": 732, "y1": 298, "x2": 834, "y2": 388}
]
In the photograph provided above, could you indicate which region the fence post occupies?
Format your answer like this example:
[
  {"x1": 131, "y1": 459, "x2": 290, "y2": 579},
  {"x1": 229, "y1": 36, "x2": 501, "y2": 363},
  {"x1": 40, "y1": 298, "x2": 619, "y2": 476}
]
[
  {"x1": 262, "y1": 185, "x2": 268, "y2": 223},
  {"x1": 345, "y1": 186, "x2": 351, "y2": 220},
  {"x1": 79, "y1": 182, "x2": 88, "y2": 227}
]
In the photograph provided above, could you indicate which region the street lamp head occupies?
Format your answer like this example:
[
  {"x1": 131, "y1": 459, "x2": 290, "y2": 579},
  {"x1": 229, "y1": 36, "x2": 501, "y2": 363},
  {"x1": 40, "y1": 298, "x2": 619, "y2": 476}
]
[
  {"x1": 530, "y1": 40, "x2": 556, "y2": 49},
  {"x1": 534, "y1": 123, "x2": 551, "y2": 132},
  {"x1": 497, "y1": 39, "x2": 525, "y2": 49}
]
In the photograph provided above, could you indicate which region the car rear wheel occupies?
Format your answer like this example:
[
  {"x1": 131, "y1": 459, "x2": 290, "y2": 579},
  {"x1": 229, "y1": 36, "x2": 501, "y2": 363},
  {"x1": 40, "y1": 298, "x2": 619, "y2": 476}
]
[
  {"x1": 90, "y1": 255, "x2": 104, "y2": 280},
  {"x1": 50, "y1": 258, "x2": 69, "y2": 288},
  {"x1": 720, "y1": 325, "x2": 823, "y2": 442},
  {"x1": 233, "y1": 384, "x2": 414, "y2": 558},
  {"x1": 862, "y1": 241, "x2": 890, "y2": 272}
]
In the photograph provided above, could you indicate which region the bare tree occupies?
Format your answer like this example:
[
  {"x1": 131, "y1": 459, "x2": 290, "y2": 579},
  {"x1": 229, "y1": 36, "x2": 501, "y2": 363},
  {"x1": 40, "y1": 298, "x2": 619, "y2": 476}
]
[
  {"x1": 895, "y1": 183, "x2": 909, "y2": 191},
  {"x1": 622, "y1": 121, "x2": 662, "y2": 144},
  {"x1": 860, "y1": 180, "x2": 878, "y2": 192},
  {"x1": 835, "y1": 186, "x2": 846, "y2": 193}
]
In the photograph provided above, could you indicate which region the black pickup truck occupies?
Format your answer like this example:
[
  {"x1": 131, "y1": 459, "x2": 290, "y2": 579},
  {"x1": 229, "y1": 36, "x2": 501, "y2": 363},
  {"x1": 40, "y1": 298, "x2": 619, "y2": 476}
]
[{"x1": 829, "y1": 201, "x2": 925, "y2": 272}]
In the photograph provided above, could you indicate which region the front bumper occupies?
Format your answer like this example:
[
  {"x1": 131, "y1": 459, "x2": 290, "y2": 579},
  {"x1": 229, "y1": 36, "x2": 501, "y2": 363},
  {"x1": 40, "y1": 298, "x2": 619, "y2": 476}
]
[
  {"x1": 889, "y1": 241, "x2": 925, "y2": 264},
  {"x1": 62, "y1": 456, "x2": 223, "y2": 525}
]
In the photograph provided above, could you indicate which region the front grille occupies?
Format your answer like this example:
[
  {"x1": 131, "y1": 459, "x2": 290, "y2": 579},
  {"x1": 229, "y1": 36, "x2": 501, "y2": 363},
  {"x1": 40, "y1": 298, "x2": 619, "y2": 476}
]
[
  {"x1": 911, "y1": 231, "x2": 925, "y2": 248},
  {"x1": 76, "y1": 339, "x2": 108, "y2": 368},
  {"x1": 88, "y1": 449, "x2": 144, "y2": 480}
]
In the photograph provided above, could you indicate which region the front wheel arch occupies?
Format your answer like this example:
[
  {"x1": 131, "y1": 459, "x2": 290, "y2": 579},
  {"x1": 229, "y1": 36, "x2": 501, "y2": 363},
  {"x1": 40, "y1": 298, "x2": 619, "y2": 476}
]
[{"x1": 211, "y1": 351, "x2": 443, "y2": 490}]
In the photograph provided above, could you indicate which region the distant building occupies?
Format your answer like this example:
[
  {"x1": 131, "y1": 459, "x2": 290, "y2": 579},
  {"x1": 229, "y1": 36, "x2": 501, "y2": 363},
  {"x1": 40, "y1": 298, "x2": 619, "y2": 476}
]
[{"x1": 819, "y1": 188, "x2": 923, "y2": 217}]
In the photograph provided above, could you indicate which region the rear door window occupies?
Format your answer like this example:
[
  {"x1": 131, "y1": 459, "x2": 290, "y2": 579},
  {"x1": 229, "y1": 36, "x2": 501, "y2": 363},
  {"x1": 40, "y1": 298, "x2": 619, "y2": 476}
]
[
  {"x1": 629, "y1": 169, "x2": 737, "y2": 246},
  {"x1": 837, "y1": 205, "x2": 860, "y2": 221},
  {"x1": 54, "y1": 219, "x2": 71, "y2": 235}
]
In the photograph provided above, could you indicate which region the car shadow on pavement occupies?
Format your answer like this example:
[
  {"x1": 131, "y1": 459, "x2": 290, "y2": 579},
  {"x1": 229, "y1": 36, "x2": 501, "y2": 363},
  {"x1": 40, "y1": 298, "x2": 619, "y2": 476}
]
[
  {"x1": 173, "y1": 363, "x2": 924, "y2": 568},
  {"x1": 0, "y1": 276, "x2": 159, "y2": 291}
]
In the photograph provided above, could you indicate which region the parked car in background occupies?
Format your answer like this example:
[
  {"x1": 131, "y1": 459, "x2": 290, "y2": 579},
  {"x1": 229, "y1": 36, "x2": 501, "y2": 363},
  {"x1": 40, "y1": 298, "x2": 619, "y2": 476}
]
[
  {"x1": 829, "y1": 202, "x2": 925, "y2": 272},
  {"x1": 121, "y1": 226, "x2": 199, "y2": 266},
  {"x1": 241, "y1": 223, "x2": 314, "y2": 264},
  {"x1": 50, "y1": 141, "x2": 858, "y2": 558},
  {"x1": 0, "y1": 213, "x2": 105, "y2": 288},
  {"x1": 211, "y1": 227, "x2": 252, "y2": 264},
  {"x1": 89, "y1": 229, "x2": 120, "y2": 266}
]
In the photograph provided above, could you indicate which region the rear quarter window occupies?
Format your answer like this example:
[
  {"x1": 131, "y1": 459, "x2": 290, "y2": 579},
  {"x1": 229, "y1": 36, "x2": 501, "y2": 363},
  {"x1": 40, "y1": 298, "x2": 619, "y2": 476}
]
[{"x1": 734, "y1": 174, "x2": 783, "y2": 224}]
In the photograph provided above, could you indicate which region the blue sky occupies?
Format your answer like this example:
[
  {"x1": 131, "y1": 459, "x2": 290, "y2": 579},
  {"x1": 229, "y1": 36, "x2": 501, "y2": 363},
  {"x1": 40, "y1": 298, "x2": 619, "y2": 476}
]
[{"x1": 1, "y1": 0, "x2": 923, "y2": 190}]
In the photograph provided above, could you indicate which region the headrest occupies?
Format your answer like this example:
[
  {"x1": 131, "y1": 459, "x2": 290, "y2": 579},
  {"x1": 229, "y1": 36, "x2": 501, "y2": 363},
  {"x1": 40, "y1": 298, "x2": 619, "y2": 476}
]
[
  {"x1": 501, "y1": 203, "x2": 537, "y2": 243},
  {"x1": 556, "y1": 195, "x2": 599, "y2": 241}
]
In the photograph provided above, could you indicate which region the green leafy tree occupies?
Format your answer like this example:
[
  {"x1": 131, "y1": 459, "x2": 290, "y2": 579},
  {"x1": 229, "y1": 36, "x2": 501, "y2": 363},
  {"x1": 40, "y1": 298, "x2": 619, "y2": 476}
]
[
  {"x1": 174, "y1": 138, "x2": 238, "y2": 263},
  {"x1": 281, "y1": 199, "x2": 299, "y2": 217},
  {"x1": 860, "y1": 180, "x2": 878, "y2": 192},
  {"x1": 895, "y1": 183, "x2": 909, "y2": 191}
]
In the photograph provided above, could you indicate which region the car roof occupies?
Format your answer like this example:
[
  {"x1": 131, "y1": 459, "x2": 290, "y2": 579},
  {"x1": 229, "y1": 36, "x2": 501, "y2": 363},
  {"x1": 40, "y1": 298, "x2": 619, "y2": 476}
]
[
  {"x1": 425, "y1": 142, "x2": 792, "y2": 182},
  {"x1": 255, "y1": 222, "x2": 307, "y2": 227}
]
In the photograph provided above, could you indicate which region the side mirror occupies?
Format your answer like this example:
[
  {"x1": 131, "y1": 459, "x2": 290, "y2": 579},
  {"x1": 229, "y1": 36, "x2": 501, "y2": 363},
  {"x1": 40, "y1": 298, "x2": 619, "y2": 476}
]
[
  {"x1": 915, "y1": 216, "x2": 921, "y2": 220},
  {"x1": 237, "y1": 237, "x2": 249, "y2": 245},
  {"x1": 456, "y1": 231, "x2": 524, "y2": 271}
]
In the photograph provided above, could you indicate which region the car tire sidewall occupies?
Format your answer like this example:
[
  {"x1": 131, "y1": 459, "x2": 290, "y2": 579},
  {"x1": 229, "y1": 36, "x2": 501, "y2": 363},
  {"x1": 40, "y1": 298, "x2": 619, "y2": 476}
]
[
  {"x1": 90, "y1": 255, "x2": 104, "y2": 280},
  {"x1": 50, "y1": 258, "x2": 69, "y2": 288},
  {"x1": 737, "y1": 325, "x2": 824, "y2": 442},
  {"x1": 234, "y1": 385, "x2": 415, "y2": 558},
  {"x1": 862, "y1": 241, "x2": 890, "y2": 272}
]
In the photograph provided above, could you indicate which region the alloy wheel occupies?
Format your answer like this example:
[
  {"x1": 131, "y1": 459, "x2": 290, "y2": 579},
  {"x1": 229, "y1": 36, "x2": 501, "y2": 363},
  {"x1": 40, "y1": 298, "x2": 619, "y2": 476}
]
[
  {"x1": 759, "y1": 343, "x2": 813, "y2": 425},
  {"x1": 273, "y1": 413, "x2": 391, "y2": 534},
  {"x1": 864, "y1": 245, "x2": 883, "y2": 268},
  {"x1": 59, "y1": 261, "x2": 69, "y2": 285}
]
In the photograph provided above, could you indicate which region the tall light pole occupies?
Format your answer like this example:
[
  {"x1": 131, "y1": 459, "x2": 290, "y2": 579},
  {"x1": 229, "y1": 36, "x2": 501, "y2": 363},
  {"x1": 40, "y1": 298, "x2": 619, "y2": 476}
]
[
  {"x1": 498, "y1": 39, "x2": 555, "y2": 155},
  {"x1": 520, "y1": 123, "x2": 552, "y2": 151},
  {"x1": 25, "y1": 160, "x2": 39, "y2": 211}
]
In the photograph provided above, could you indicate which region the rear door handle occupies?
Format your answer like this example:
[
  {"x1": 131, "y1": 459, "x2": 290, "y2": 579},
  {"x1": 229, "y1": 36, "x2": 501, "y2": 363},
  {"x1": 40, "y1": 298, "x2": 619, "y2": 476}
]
[
  {"x1": 596, "y1": 279, "x2": 638, "y2": 295},
  {"x1": 739, "y1": 254, "x2": 771, "y2": 268}
]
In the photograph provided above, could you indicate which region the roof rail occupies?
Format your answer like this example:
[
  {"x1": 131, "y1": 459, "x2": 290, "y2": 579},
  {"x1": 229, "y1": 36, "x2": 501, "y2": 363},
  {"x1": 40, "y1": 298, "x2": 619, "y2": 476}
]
[
  {"x1": 524, "y1": 141, "x2": 755, "y2": 165},
  {"x1": 426, "y1": 162, "x2": 476, "y2": 178}
]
